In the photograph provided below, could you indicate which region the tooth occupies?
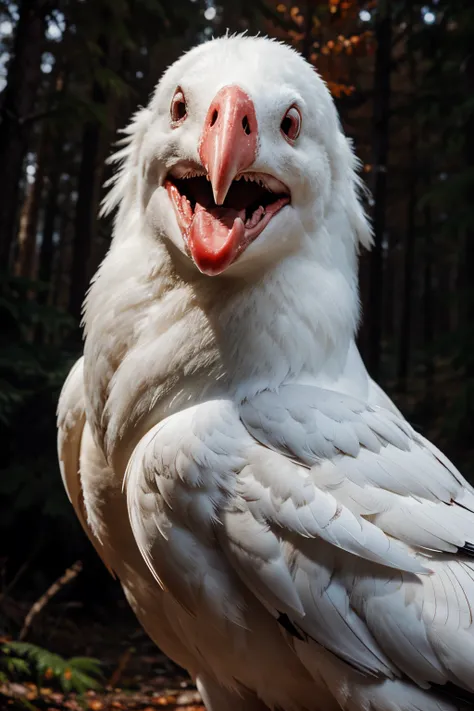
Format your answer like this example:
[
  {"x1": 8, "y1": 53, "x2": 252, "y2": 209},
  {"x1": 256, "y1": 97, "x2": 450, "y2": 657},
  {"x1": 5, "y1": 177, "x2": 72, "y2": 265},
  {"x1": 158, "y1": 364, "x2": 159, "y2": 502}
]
[{"x1": 181, "y1": 195, "x2": 193, "y2": 222}]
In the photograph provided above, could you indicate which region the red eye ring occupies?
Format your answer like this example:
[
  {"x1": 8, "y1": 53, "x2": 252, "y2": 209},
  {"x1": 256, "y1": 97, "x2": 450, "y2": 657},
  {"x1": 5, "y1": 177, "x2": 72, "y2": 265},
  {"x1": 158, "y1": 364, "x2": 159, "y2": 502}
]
[
  {"x1": 281, "y1": 105, "x2": 301, "y2": 144},
  {"x1": 170, "y1": 87, "x2": 187, "y2": 126}
]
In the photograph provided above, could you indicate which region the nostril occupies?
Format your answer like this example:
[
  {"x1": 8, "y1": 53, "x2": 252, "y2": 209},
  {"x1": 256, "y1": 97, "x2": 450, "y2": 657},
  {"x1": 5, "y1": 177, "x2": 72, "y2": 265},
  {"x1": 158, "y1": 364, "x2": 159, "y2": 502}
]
[
  {"x1": 210, "y1": 109, "x2": 218, "y2": 127},
  {"x1": 242, "y1": 116, "x2": 251, "y2": 135}
]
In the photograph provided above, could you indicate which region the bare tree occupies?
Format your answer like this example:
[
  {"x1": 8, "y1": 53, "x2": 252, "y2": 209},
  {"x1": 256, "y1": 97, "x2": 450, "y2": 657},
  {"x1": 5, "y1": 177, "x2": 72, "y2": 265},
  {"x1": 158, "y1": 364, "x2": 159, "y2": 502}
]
[
  {"x1": 68, "y1": 34, "x2": 109, "y2": 322},
  {"x1": 365, "y1": 0, "x2": 392, "y2": 380},
  {"x1": 0, "y1": 0, "x2": 49, "y2": 267}
]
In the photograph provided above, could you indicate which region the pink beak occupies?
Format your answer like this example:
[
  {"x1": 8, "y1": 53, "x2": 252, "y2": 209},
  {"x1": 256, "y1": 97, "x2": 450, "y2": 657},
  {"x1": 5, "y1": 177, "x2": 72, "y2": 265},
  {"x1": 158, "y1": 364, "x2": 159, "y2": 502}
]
[{"x1": 199, "y1": 85, "x2": 258, "y2": 205}]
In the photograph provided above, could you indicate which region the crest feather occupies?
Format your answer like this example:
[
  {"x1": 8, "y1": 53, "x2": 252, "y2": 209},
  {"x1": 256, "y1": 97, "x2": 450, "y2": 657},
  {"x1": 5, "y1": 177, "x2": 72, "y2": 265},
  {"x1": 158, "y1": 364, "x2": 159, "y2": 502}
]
[{"x1": 100, "y1": 107, "x2": 152, "y2": 222}]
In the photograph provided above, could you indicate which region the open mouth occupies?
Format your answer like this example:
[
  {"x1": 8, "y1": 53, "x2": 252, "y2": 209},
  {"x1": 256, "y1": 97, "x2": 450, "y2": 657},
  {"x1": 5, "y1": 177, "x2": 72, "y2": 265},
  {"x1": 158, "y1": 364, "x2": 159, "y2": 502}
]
[{"x1": 164, "y1": 164, "x2": 290, "y2": 274}]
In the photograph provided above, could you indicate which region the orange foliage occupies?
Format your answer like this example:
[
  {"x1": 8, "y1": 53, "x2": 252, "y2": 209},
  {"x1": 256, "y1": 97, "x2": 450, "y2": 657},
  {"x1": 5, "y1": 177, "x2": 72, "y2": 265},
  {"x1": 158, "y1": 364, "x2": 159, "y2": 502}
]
[
  {"x1": 269, "y1": 0, "x2": 373, "y2": 100},
  {"x1": 326, "y1": 81, "x2": 356, "y2": 97}
]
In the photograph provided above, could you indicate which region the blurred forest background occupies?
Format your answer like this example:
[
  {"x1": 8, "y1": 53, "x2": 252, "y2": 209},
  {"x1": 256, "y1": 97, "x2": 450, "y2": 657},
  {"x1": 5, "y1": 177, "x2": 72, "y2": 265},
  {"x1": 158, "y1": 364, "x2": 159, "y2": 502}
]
[{"x1": 1, "y1": 0, "x2": 473, "y2": 708}]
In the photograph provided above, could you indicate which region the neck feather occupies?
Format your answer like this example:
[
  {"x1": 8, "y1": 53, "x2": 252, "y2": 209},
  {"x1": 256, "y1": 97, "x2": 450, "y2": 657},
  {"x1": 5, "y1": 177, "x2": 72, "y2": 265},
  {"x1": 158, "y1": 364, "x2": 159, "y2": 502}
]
[
  {"x1": 83, "y1": 228, "x2": 360, "y2": 466},
  {"x1": 202, "y1": 250, "x2": 359, "y2": 397}
]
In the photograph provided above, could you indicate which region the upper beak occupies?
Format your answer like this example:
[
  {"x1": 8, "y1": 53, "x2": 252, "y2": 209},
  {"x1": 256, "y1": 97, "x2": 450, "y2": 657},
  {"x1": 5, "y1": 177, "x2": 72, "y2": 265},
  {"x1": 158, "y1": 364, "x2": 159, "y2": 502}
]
[{"x1": 198, "y1": 85, "x2": 258, "y2": 205}]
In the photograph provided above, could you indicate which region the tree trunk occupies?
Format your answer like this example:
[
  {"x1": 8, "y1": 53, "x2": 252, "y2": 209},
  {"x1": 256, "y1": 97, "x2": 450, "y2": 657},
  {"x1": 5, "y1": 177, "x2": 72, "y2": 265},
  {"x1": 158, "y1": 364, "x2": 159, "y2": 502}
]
[
  {"x1": 68, "y1": 37, "x2": 108, "y2": 323},
  {"x1": 0, "y1": 0, "x2": 48, "y2": 268},
  {"x1": 301, "y1": 0, "x2": 314, "y2": 60},
  {"x1": 365, "y1": 0, "x2": 392, "y2": 380},
  {"x1": 34, "y1": 153, "x2": 62, "y2": 345},
  {"x1": 38, "y1": 160, "x2": 61, "y2": 299},
  {"x1": 463, "y1": 53, "x2": 474, "y2": 377},
  {"x1": 382, "y1": 228, "x2": 396, "y2": 345},
  {"x1": 15, "y1": 131, "x2": 49, "y2": 280},
  {"x1": 36, "y1": 63, "x2": 70, "y2": 301},
  {"x1": 423, "y1": 202, "x2": 434, "y2": 401},
  {"x1": 53, "y1": 200, "x2": 74, "y2": 310},
  {"x1": 397, "y1": 43, "x2": 417, "y2": 393},
  {"x1": 398, "y1": 170, "x2": 417, "y2": 392}
]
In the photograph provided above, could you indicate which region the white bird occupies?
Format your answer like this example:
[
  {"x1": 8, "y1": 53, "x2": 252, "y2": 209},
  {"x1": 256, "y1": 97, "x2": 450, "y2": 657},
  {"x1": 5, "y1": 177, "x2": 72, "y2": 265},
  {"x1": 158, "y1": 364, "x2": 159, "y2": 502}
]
[{"x1": 58, "y1": 36, "x2": 474, "y2": 711}]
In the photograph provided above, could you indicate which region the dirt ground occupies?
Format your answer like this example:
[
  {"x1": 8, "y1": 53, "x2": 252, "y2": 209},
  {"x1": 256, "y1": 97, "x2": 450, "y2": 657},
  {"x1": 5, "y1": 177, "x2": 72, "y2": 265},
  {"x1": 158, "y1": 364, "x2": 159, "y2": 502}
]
[{"x1": 0, "y1": 597, "x2": 205, "y2": 711}]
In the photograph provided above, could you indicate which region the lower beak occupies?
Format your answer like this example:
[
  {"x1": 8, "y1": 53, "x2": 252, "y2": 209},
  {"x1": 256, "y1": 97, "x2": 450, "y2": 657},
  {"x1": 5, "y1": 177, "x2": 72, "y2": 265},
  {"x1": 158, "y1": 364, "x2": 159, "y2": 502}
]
[{"x1": 183, "y1": 85, "x2": 259, "y2": 275}]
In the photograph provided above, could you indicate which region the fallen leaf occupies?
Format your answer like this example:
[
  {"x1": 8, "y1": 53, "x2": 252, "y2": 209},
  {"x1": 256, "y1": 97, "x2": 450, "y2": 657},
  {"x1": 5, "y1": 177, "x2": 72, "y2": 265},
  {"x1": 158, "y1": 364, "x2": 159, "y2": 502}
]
[
  {"x1": 7, "y1": 682, "x2": 29, "y2": 697},
  {"x1": 151, "y1": 695, "x2": 177, "y2": 706}
]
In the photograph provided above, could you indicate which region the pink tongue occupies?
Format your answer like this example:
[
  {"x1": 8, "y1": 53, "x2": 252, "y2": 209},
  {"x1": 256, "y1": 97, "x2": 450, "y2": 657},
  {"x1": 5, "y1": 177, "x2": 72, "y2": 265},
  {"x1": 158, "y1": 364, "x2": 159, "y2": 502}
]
[{"x1": 188, "y1": 205, "x2": 245, "y2": 275}]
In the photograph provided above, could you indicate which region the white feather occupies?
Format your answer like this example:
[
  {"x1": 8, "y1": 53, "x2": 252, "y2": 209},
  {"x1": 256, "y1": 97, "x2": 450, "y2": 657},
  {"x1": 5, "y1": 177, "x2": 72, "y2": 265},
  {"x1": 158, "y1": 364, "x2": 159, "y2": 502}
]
[{"x1": 57, "y1": 35, "x2": 474, "y2": 711}]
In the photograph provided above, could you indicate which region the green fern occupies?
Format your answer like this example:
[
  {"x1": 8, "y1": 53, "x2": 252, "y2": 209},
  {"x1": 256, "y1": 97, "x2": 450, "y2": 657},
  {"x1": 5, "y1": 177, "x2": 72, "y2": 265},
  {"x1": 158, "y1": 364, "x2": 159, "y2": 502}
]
[
  {"x1": 0, "y1": 645, "x2": 31, "y2": 682},
  {"x1": 0, "y1": 641, "x2": 103, "y2": 694},
  {"x1": 2, "y1": 655, "x2": 30, "y2": 676}
]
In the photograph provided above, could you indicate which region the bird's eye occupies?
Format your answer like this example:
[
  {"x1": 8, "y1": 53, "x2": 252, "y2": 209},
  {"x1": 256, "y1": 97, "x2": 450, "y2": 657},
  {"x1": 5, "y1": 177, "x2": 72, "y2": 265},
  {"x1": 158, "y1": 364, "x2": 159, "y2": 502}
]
[
  {"x1": 170, "y1": 88, "x2": 187, "y2": 125},
  {"x1": 280, "y1": 105, "x2": 301, "y2": 144}
]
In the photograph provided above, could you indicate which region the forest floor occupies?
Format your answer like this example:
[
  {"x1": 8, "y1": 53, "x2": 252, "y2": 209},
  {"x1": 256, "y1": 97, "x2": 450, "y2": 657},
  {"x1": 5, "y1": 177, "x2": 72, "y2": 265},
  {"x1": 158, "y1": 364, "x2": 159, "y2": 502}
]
[{"x1": 0, "y1": 597, "x2": 205, "y2": 711}]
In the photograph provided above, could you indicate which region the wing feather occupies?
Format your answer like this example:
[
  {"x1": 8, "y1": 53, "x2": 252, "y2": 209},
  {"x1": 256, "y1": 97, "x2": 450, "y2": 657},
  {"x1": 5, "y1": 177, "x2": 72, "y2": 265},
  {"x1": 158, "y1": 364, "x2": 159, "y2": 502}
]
[
  {"x1": 124, "y1": 387, "x2": 474, "y2": 695},
  {"x1": 57, "y1": 357, "x2": 114, "y2": 576}
]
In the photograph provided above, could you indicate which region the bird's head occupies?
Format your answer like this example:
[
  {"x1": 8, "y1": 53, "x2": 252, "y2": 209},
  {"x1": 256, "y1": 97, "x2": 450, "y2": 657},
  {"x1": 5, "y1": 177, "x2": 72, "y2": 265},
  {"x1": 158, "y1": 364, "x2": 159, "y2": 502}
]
[{"x1": 104, "y1": 35, "x2": 372, "y2": 279}]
